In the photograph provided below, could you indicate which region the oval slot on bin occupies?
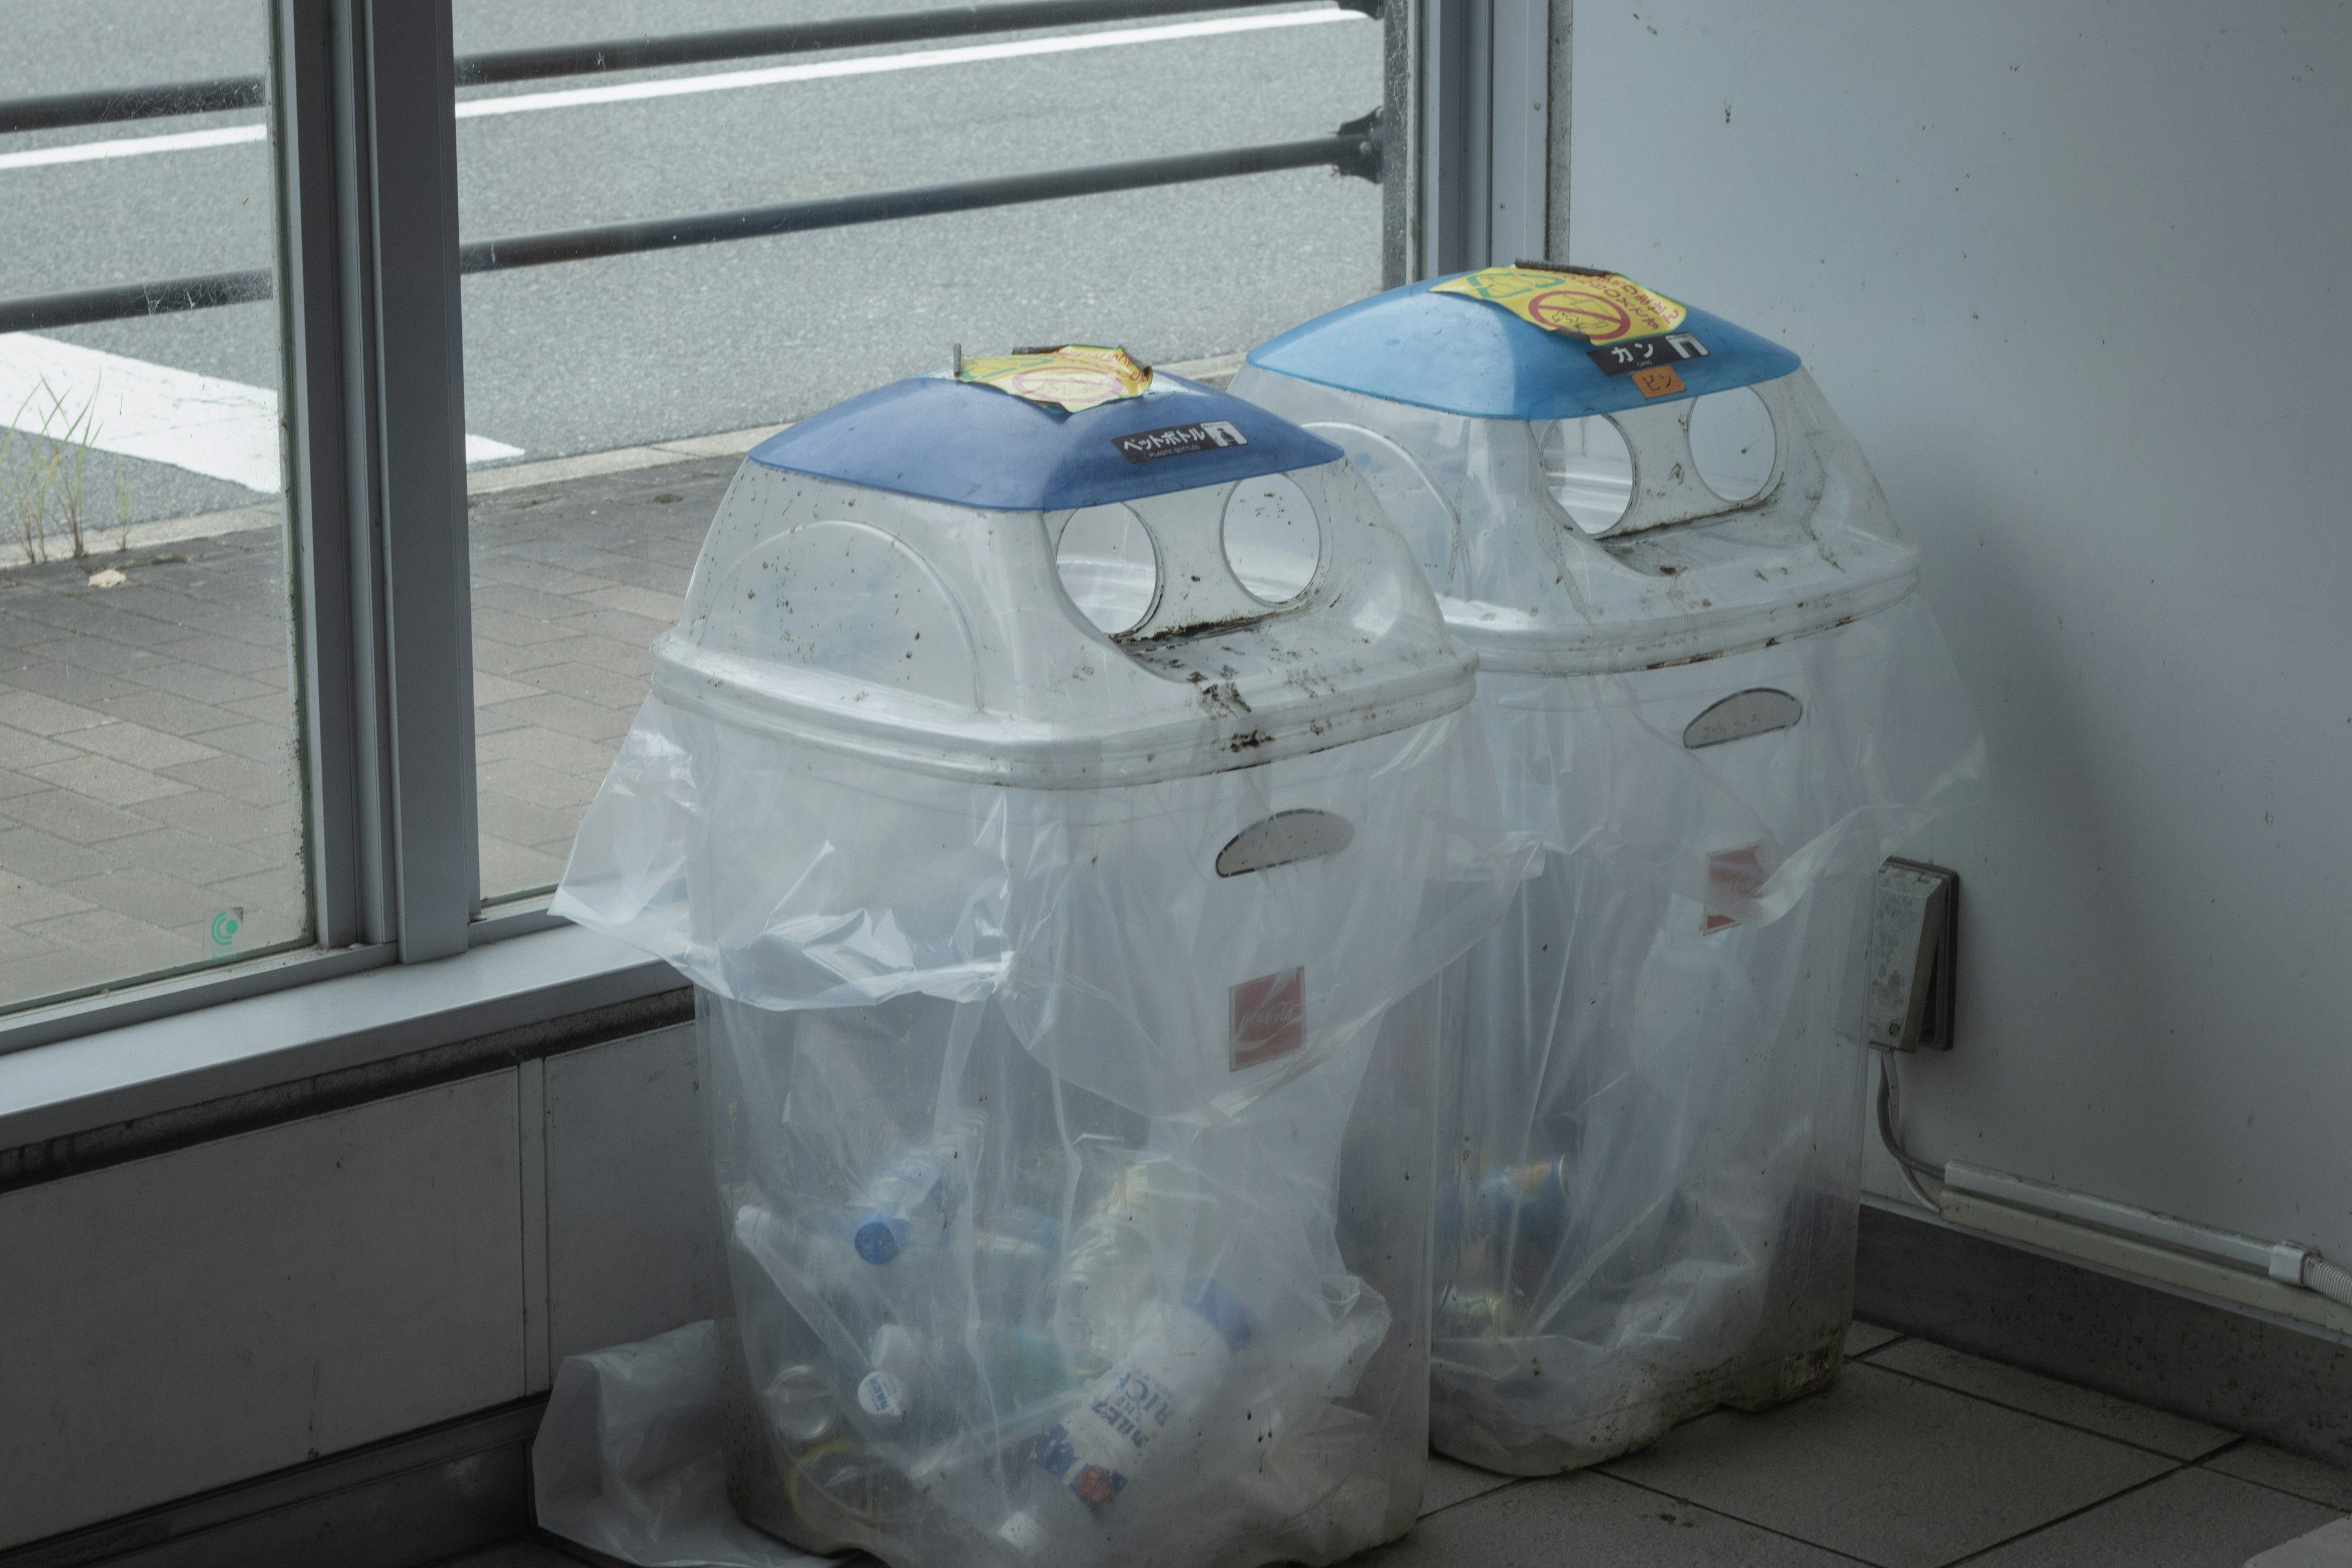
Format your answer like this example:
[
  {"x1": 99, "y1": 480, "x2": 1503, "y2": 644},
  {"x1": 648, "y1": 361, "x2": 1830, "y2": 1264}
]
[
  {"x1": 1683, "y1": 688, "x2": 1802, "y2": 749},
  {"x1": 1216, "y1": 809, "x2": 1354, "y2": 876}
]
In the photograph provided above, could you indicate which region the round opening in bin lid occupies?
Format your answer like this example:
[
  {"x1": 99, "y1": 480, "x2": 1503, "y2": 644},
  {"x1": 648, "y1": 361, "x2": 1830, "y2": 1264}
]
[
  {"x1": 748, "y1": 371, "x2": 1344, "y2": 513},
  {"x1": 1243, "y1": 274, "x2": 1801, "y2": 422}
]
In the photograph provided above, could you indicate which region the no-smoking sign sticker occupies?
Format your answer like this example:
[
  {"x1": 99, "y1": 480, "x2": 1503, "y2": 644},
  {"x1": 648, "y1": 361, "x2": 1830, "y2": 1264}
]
[{"x1": 1433, "y1": 265, "x2": 1687, "y2": 345}]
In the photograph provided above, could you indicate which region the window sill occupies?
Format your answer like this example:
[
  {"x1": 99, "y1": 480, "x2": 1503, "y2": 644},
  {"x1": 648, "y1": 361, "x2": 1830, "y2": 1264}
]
[{"x1": 0, "y1": 923, "x2": 683, "y2": 1157}]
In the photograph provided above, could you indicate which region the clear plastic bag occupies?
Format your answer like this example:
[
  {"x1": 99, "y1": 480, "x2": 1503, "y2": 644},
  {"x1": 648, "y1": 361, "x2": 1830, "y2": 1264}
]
[
  {"x1": 533, "y1": 1321, "x2": 824, "y2": 1568},
  {"x1": 557, "y1": 706, "x2": 1530, "y2": 1566},
  {"x1": 1431, "y1": 597, "x2": 1987, "y2": 1472}
]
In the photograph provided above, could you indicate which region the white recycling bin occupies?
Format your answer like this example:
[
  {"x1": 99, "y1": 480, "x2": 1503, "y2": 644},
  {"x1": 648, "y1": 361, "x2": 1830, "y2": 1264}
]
[
  {"x1": 1234, "y1": 271, "x2": 1986, "y2": 1473},
  {"x1": 554, "y1": 348, "x2": 1527, "y2": 1566}
]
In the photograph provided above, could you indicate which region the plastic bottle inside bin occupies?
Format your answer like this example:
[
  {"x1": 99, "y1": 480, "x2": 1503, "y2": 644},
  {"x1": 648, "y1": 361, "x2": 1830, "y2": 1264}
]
[
  {"x1": 997, "y1": 1277, "x2": 1254, "y2": 1556},
  {"x1": 1052, "y1": 1155, "x2": 1169, "y2": 1378}
]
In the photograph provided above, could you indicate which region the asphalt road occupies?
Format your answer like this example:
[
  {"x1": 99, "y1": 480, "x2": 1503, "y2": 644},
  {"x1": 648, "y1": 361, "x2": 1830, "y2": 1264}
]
[{"x1": 0, "y1": 0, "x2": 1385, "y2": 524}]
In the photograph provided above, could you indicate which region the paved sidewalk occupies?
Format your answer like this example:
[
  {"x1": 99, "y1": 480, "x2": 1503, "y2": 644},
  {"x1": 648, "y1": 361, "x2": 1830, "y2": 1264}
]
[
  {"x1": 442, "y1": 1322, "x2": 2352, "y2": 1568},
  {"x1": 0, "y1": 452, "x2": 739, "y2": 1008},
  {"x1": 0, "y1": 524, "x2": 303, "y2": 1007}
]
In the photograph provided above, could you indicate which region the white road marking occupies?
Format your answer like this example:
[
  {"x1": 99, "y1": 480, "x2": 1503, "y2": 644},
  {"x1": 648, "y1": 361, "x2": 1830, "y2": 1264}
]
[
  {"x1": 0, "y1": 124, "x2": 264, "y2": 173},
  {"x1": 0, "y1": 333, "x2": 521, "y2": 493},
  {"x1": 0, "y1": 8, "x2": 1363, "y2": 172}
]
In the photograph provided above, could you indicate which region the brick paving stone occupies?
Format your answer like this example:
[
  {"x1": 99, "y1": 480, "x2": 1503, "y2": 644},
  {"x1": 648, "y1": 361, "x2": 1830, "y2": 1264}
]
[
  {"x1": 487, "y1": 691, "x2": 635, "y2": 745},
  {"x1": 0, "y1": 691, "x2": 112, "y2": 735},
  {"x1": 108, "y1": 826, "x2": 276, "y2": 886},
  {"x1": 159, "y1": 752, "x2": 293, "y2": 809},
  {"x1": 0, "y1": 788, "x2": 166, "y2": 843},
  {"x1": 56, "y1": 865, "x2": 236, "y2": 929},
  {"x1": 93, "y1": 689, "x2": 248, "y2": 736},
  {"x1": 17, "y1": 633, "x2": 170, "y2": 681},
  {"x1": 517, "y1": 658, "x2": 658, "y2": 709},
  {"x1": 474, "y1": 671, "x2": 543, "y2": 706},
  {"x1": 0, "y1": 767, "x2": 53, "y2": 801},
  {"x1": 0, "y1": 824, "x2": 123, "y2": 884},
  {"x1": 477, "y1": 724, "x2": 628, "y2": 777},
  {"x1": 546, "y1": 606, "x2": 675, "y2": 647},
  {"x1": 59, "y1": 720, "x2": 224, "y2": 769},
  {"x1": 4, "y1": 666, "x2": 151, "y2": 707},
  {"x1": 181, "y1": 721, "x2": 295, "y2": 766},
  {"x1": 132, "y1": 788, "x2": 292, "y2": 845},
  {"x1": 134, "y1": 660, "x2": 277, "y2": 706},
  {"x1": 580, "y1": 582, "x2": 688, "y2": 621},
  {"x1": 24, "y1": 755, "x2": 192, "y2": 807},
  {"x1": 0, "y1": 726, "x2": 80, "y2": 771},
  {"x1": 0, "y1": 874, "x2": 94, "y2": 926},
  {"x1": 479, "y1": 790, "x2": 592, "y2": 851},
  {"x1": 21, "y1": 906, "x2": 189, "y2": 965}
]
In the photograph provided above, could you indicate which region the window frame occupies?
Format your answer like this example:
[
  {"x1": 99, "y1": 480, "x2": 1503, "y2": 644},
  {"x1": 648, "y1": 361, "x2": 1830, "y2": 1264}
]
[{"x1": 0, "y1": 0, "x2": 1471, "y2": 1060}]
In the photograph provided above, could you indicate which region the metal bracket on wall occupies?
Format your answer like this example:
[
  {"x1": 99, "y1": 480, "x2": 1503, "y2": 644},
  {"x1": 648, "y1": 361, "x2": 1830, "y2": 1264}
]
[{"x1": 1869, "y1": 858, "x2": 1958, "y2": 1052}]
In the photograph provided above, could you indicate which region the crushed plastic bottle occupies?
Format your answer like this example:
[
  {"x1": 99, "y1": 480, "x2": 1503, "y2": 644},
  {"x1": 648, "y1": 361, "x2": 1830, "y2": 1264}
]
[
  {"x1": 1051, "y1": 1157, "x2": 1166, "y2": 1378},
  {"x1": 997, "y1": 1278, "x2": 1253, "y2": 1556}
]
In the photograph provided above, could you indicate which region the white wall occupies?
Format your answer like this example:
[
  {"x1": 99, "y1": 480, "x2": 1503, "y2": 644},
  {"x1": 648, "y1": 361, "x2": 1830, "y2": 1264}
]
[
  {"x1": 1567, "y1": 3, "x2": 2352, "y2": 1261},
  {"x1": 0, "y1": 1024, "x2": 712, "y2": 1549}
]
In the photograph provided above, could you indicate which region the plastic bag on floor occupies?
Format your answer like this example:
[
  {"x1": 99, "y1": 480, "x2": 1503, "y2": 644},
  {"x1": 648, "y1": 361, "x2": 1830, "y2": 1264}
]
[{"x1": 533, "y1": 1321, "x2": 826, "y2": 1568}]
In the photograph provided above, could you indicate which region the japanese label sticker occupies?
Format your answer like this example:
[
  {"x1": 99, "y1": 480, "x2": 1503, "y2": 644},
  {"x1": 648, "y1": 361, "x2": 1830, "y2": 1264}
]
[
  {"x1": 1431, "y1": 264, "x2": 1687, "y2": 345},
  {"x1": 957, "y1": 343, "x2": 1152, "y2": 412}
]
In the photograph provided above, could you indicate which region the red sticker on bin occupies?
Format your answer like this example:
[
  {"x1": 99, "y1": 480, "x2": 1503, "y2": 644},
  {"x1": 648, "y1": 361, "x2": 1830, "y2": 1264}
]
[
  {"x1": 1704, "y1": 844, "x2": 1768, "y2": 933},
  {"x1": 1230, "y1": 967, "x2": 1305, "y2": 1071}
]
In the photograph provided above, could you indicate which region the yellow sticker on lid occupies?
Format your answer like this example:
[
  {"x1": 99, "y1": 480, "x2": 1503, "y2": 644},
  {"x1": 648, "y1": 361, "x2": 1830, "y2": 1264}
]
[
  {"x1": 1431, "y1": 265, "x2": 1687, "y2": 345},
  {"x1": 956, "y1": 343, "x2": 1152, "y2": 412}
]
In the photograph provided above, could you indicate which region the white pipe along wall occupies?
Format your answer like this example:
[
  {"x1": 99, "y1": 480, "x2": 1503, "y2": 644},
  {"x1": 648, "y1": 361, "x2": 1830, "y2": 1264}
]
[{"x1": 1563, "y1": 2, "x2": 2352, "y2": 1320}]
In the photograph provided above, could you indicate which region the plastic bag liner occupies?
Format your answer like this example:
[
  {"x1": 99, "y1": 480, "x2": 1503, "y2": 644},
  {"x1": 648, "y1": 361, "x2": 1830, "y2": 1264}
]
[
  {"x1": 1431, "y1": 595, "x2": 1986, "y2": 1472},
  {"x1": 557, "y1": 699, "x2": 1521, "y2": 1122},
  {"x1": 534, "y1": 1321, "x2": 826, "y2": 1568},
  {"x1": 554, "y1": 699, "x2": 1530, "y2": 1567}
]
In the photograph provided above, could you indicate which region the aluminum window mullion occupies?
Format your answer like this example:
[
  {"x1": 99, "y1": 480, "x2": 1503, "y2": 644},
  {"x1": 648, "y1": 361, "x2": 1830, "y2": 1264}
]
[
  {"x1": 277, "y1": 0, "x2": 478, "y2": 963},
  {"x1": 360, "y1": 0, "x2": 480, "y2": 959},
  {"x1": 272, "y1": 0, "x2": 367, "y2": 951},
  {"x1": 1417, "y1": 0, "x2": 1556, "y2": 277}
]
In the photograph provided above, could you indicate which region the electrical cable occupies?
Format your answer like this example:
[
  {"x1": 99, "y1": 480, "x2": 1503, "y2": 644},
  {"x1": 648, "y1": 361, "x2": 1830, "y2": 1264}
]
[
  {"x1": 2304, "y1": 1253, "x2": 2352, "y2": 1310},
  {"x1": 1871, "y1": 1048, "x2": 2352, "y2": 1313},
  {"x1": 1874, "y1": 1050, "x2": 1943, "y2": 1212}
]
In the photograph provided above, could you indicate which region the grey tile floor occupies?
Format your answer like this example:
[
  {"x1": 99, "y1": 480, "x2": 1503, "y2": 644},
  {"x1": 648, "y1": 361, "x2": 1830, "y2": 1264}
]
[{"x1": 435, "y1": 1324, "x2": 2351, "y2": 1568}]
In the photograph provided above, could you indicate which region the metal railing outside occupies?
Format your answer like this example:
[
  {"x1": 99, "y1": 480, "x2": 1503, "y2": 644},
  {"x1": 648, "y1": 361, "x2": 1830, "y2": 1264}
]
[{"x1": 0, "y1": 0, "x2": 1384, "y2": 335}]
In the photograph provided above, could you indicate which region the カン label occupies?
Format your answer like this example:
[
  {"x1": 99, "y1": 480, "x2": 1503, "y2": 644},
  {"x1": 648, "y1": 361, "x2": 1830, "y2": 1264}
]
[
  {"x1": 1432, "y1": 264, "x2": 1687, "y2": 345},
  {"x1": 1112, "y1": 420, "x2": 1249, "y2": 463},
  {"x1": 1587, "y1": 331, "x2": 1708, "y2": 376}
]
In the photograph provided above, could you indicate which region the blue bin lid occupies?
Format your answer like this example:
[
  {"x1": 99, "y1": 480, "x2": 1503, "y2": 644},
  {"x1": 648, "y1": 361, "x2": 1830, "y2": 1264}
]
[
  {"x1": 748, "y1": 371, "x2": 1344, "y2": 511},
  {"x1": 1245, "y1": 275, "x2": 1803, "y2": 421}
]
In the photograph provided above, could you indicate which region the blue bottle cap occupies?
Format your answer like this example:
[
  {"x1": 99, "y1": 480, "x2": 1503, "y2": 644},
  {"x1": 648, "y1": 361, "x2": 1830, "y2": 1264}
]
[
  {"x1": 1184, "y1": 1277, "x2": 1253, "y2": 1355},
  {"x1": 854, "y1": 1215, "x2": 906, "y2": 1265}
]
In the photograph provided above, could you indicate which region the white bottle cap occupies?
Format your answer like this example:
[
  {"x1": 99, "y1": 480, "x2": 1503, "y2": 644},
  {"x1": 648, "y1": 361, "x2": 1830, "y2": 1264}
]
[
  {"x1": 856, "y1": 1369, "x2": 905, "y2": 1419},
  {"x1": 997, "y1": 1507, "x2": 1048, "y2": 1557}
]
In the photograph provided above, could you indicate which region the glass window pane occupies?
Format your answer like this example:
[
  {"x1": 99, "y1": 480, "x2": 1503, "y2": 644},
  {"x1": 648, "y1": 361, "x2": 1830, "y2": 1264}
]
[
  {"x1": 0, "y1": 2, "x2": 309, "y2": 1008},
  {"x1": 455, "y1": 0, "x2": 1384, "y2": 905}
]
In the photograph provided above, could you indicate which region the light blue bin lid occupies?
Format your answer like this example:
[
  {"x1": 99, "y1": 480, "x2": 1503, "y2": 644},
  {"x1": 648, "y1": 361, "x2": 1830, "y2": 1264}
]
[
  {"x1": 748, "y1": 371, "x2": 1343, "y2": 511},
  {"x1": 1244, "y1": 275, "x2": 1803, "y2": 421}
]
